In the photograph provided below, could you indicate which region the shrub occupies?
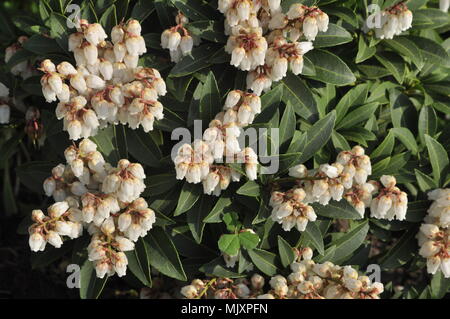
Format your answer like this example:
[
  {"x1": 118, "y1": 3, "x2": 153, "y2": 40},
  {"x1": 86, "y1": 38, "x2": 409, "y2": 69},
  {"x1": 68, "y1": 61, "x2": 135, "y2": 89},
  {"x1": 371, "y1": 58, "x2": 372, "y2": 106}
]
[{"x1": 0, "y1": 0, "x2": 449, "y2": 299}]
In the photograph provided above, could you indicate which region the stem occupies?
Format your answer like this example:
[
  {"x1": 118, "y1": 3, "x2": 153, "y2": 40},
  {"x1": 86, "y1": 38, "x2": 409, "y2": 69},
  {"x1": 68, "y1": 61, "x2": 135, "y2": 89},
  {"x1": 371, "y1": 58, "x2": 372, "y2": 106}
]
[{"x1": 196, "y1": 278, "x2": 217, "y2": 299}]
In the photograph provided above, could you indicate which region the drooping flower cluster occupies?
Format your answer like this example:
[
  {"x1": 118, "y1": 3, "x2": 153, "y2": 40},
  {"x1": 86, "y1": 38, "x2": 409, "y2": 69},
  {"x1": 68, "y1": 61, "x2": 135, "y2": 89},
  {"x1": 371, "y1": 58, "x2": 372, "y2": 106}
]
[
  {"x1": 270, "y1": 146, "x2": 408, "y2": 232},
  {"x1": 39, "y1": 19, "x2": 167, "y2": 140},
  {"x1": 218, "y1": 1, "x2": 328, "y2": 95},
  {"x1": 181, "y1": 247, "x2": 384, "y2": 299},
  {"x1": 370, "y1": 175, "x2": 408, "y2": 221},
  {"x1": 364, "y1": 1, "x2": 413, "y2": 39},
  {"x1": 30, "y1": 139, "x2": 155, "y2": 278},
  {"x1": 161, "y1": 12, "x2": 199, "y2": 62},
  {"x1": 270, "y1": 188, "x2": 317, "y2": 232},
  {"x1": 174, "y1": 90, "x2": 261, "y2": 196},
  {"x1": 0, "y1": 82, "x2": 10, "y2": 124},
  {"x1": 5, "y1": 36, "x2": 35, "y2": 79},
  {"x1": 417, "y1": 189, "x2": 450, "y2": 278}
]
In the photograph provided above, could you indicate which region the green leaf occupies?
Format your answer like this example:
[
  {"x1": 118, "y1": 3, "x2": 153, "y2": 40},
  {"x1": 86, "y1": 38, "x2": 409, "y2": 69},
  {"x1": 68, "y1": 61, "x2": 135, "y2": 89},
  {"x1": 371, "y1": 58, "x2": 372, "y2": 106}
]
[
  {"x1": 335, "y1": 83, "x2": 370, "y2": 124},
  {"x1": 380, "y1": 227, "x2": 418, "y2": 270},
  {"x1": 311, "y1": 200, "x2": 362, "y2": 220},
  {"x1": 199, "y1": 71, "x2": 221, "y2": 122},
  {"x1": 424, "y1": 135, "x2": 449, "y2": 186},
  {"x1": 187, "y1": 195, "x2": 215, "y2": 243},
  {"x1": 375, "y1": 51, "x2": 406, "y2": 84},
  {"x1": 143, "y1": 173, "x2": 178, "y2": 197},
  {"x1": 313, "y1": 24, "x2": 353, "y2": 48},
  {"x1": 247, "y1": 249, "x2": 279, "y2": 276},
  {"x1": 236, "y1": 181, "x2": 260, "y2": 197},
  {"x1": 186, "y1": 20, "x2": 226, "y2": 43},
  {"x1": 125, "y1": 239, "x2": 152, "y2": 287},
  {"x1": 218, "y1": 234, "x2": 240, "y2": 256},
  {"x1": 383, "y1": 36, "x2": 424, "y2": 69},
  {"x1": 418, "y1": 106, "x2": 437, "y2": 146},
  {"x1": 389, "y1": 89, "x2": 418, "y2": 131},
  {"x1": 305, "y1": 49, "x2": 356, "y2": 86},
  {"x1": 295, "y1": 111, "x2": 336, "y2": 164},
  {"x1": 238, "y1": 231, "x2": 260, "y2": 250},
  {"x1": 169, "y1": 44, "x2": 216, "y2": 77},
  {"x1": 203, "y1": 194, "x2": 232, "y2": 223},
  {"x1": 16, "y1": 161, "x2": 55, "y2": 194},
  {"x1": 331, "y1": 130, "x2": 351, "y2": 152},
  {"x1": 278, "y1": 236, "x2": 295, "y2": 268},
  {"x1": 79, "y1": 259, "x2": 108, "y2": 299},
  {"x1": 90, "y1": 126, "x2": 120, "y2": 165},
  {"x1": 413, "y1": 8, "x2": 450, "y2": 30},
  {"x1": 130, "y1": 0, "x2": 155, "y2": 22},
  {"x1": 281, "y1": 74, "x2": 317, "y2": 121},
  {"x1": 329, "y1": 220, "x2": 369, "y2": 264},
  {"x1": 279, "y1": 102, "x2": 296, "y2": 150},
  {"x1": 144, "y1": 227, "x2": 187, "y2": 281},
  {"x1": 170, "y1": 0, "x2": 218, "y2": 21},
  {"x1": 304, "y1": 222, "x2": 324, "y2": 255},
  {"x1": 356, "y1": 35, "x2": 376, "y2": 64},
  {"x1": 200, "y1": 257, "x2": 245, "y2": 277},
  {"x1": 407, "y1": 36, "x2": 450, "y2": 68},
  {"x1": 430, "y1": 271, "x2": 450, "y2": 299},
  {"x1": 126, "y1": 129, "x2": 162, "y2": 167},
  {"x1": 174, "y1": 182, "x2": 202, "y2": 216},
  {"x1": 390, "y1": 127, "x2": 419, "y2": 155},
  {"x1": 255, "y1": 85, "x2": 283, "y2": 123},
  {"x1": 99, "y1": 5, "x2": 117, "y2": 34},
  {"x1": 415, "y1": 169, "x2": 438, "y2": 193},
  {"x1": 49, "y1": 13, "x2": 69, "y2": 54},
  {"x1": 23, "y1": 34, "x2": 61, "y2": 54},
  {"x1": 336, "y1": 102, "x2": 379, "y2": 129}
]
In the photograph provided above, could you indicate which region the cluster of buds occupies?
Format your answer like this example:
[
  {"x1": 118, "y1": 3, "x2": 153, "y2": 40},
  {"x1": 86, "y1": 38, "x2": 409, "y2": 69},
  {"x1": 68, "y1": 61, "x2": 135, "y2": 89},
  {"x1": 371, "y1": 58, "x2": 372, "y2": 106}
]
[
  {"x1": 5, "y1": 36, "x2": 35, "y2": 79},
  {"x1": 217, "y1": 1, "x2": 328, "y2": 95},
  {"x1": 269, "y1": 188, "x2": 317, "y2": 232},
  {"x1": 0, "y1": 82, "x2": 10, "y2": 124},
  {"x1": 161, "y1": 12, "x2": 199, "y2": 62},
  {"x1": 270, "y1": 146, "x2": 408, "y2": 233},
  {"x1": 226, "y1": 25, "x2": 268, "y2": 71},
  {"x1": 87, "y1": 223, "x2": 135, "y2": 278},
  {"x1": 181, "y1": 247, "x2": 384, "y2": 299},
  {"x1": 31, "y1": 139, "x2": 155, "y2": 279},
  {"x1": 270, "y1": 3, "x2": 329, "y2": 41},
  {"x1": 29, "y1": 200, "x2": 83, "y2": 252},
  {"x1": 174, "y1": 91, "x2": 261, "y2": 196},
  {"x1": 39, "y1": 19, "x2": 167, "y2": 140},
  {"x1": 370, "y1": 175, "x2": 408, "y2": 221},
  {"x1": 364, "y1": 1, "x2": 413, "y2": 39},
  {"x1": 417, "y1": 189, "x2": 450, "y2": 278}
]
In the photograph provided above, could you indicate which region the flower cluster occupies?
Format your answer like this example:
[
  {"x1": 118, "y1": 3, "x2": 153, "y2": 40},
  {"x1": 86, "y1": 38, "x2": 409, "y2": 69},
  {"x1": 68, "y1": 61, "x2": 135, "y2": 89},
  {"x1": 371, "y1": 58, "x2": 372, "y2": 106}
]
[
  {"x1": 218, "y1": 1, "x2": 328, "y2": 95},
  {"x1": 5, "y1": 36, "x2": 35, "y2": 79},
  {"x1": 417, "y1": 189, "x2": 450, "y2": 278},
  {"x1": 181, "y1": 247, "x2": 384, "y2": 299},
  {"x1": 30, "y1": 139, "x2": 155, "y2": 278},
  {"x1": 370, "y1": 175, "x2": 408, "y2": 221},
  {"x1": 39, "y1": 19, "x2": 167, "y2": 140},
  {"x1": 174, "y1": 90, "x2": 261, "y2": 196},
  {"x1": 0, "y1": 82, "x2": 10, "y2": 124},
  {"x1": 270, "y1": 146, "x2": 408, "y2": 232},
  {"x1": 364, "y1": 1, "x2": 413, "y2": 39},
  {"x1": 161, "y1": 12, "x2": 199, "y2": 62}
]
